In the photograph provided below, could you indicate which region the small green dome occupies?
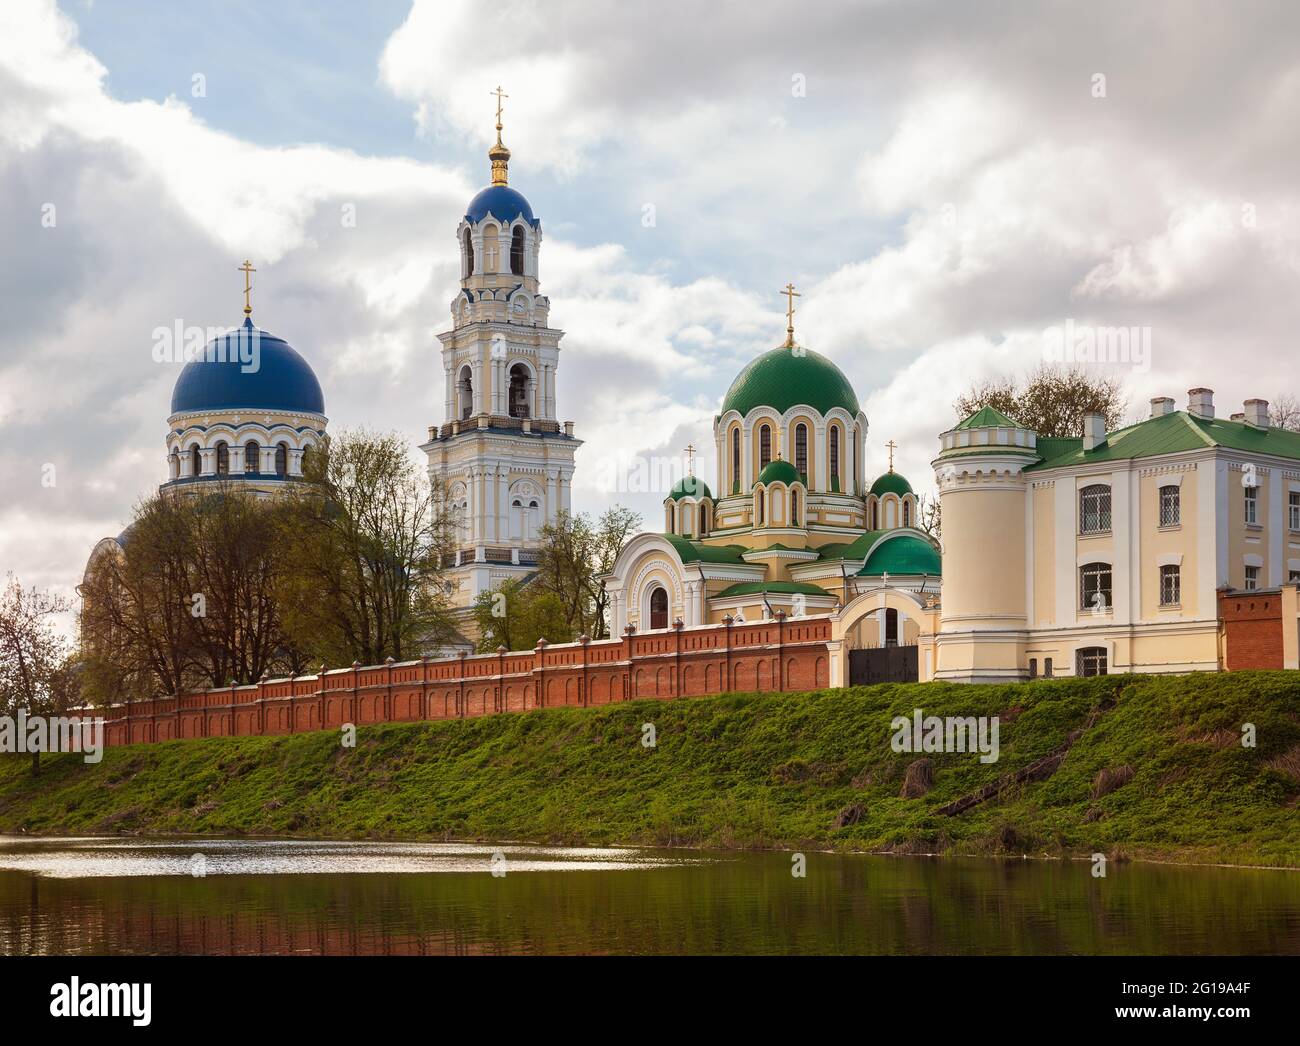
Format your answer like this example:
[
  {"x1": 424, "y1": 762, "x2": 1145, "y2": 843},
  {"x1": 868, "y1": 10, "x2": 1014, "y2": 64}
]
[
  {"x1": 858, "y1": 534, "x2": 941, "y2": 576},
  {"x1": 721, "y1": 346, "x2": 860, "y2": 417},
  {"x1": 756, "y1": 459, "x2": 801, "y2": 486},
  {"x1": 869, "y1": 471, "x2": 913, "y2": 497},
  {"x1": 667, "y1": 475, "x2": 712, "y2": 501}
]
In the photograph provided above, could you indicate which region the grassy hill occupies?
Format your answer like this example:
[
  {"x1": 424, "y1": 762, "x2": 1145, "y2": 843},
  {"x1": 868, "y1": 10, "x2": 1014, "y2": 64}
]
[{"x1": 2, "y1": 672, "x2": 1298, "y2": 866}]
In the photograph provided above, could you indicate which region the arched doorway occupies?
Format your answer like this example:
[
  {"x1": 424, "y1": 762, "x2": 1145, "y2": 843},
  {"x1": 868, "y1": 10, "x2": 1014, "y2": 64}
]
[
  {"x1": 649, "y1": 586, "x2": 669, "y2": 630},
  {"x1": 830, "y1": 588, "x2": 940, "y2": 686}
]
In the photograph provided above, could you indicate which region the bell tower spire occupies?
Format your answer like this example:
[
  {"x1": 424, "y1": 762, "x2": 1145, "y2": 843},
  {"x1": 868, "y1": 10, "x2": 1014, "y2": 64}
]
[{"x1": 489, "y1": 85, "x2": 510, "y2": 186}]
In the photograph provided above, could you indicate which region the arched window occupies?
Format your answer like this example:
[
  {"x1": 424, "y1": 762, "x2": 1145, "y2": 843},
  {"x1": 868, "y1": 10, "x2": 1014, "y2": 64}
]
[
  {"x1": 903, "y1": 499, "x2": 910, "y2": 527},
  {"x1": 668, "y1": 502, "x2": 677, "y2": 533},
  {"x1": 649, "y1": 586, "x2": 669, "y2": 630},
  {"x1": 829, "y1": 425, "x2": 841, "y2": 490},
  {"x1": 1079, "y1": 562, "x2": 1112, "y2": 611},
  {"x1": 755, "y1": 488, "x2": 765, "y2": 525},
  {"x1": 1159, "y1": 484, "x2": 1180, "y2": 527},
  {"x1": 871, "y1": 501, "x2": 878, "y2": 530},
  {"x1": 1079, "y1": 484, "x2": 1111, "y2": 533},
  {"x1": 215, "y1": 441, "x2": 229, "y2": 475},
  {"x1": 463, "y1": 228, "x2": 474, "y2": 278},
  {"x1": 759, "y1": 424, "x2": 772, "y2": 469},
  {"x1": 190, "y1": 445, "x2": 201, "y2": 477},
  {"x1": 244, "y1": 441, "x2": 260, "y2": 474},
  {"x1": 794, "y1": 423, "x2": 808, "y2": 478},
  {"x1": 731, "y1": 427, "x2": 741, "y2": 492},
  {"x1": 275, "y1": 443, "x2": 288, "y2": 477},
  {"x1": 1077, "y1": 646, "x2": 1108, "y2": 677},
  {"x1": 885, "y1": 607, "x2": 899, "y2": 647},
  {"x1": 510, "y1": 226, "x2": 526, "y2": 275},
  {"x1": 700, "y1": 503, "x2": 710, "y2": 537},
  {"x1": 458, "y1": 365, "x2": 473, "y2": 420},
  {"x1": 508, "y1": 363, "x2": 531, "y2": 418},
  {"x1": 480, "y1": 223, "x2": 498, "y2": 271},
  {"x1": 790, "y1": 489, "x2": 800, "y2": 527}
]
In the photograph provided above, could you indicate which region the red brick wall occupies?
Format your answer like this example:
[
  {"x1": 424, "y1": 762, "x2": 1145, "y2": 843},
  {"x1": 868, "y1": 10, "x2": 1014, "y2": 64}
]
[
  {"x1": 100, "y1": 616, "x2": 833, "y2": 747},
  {"x1": 1218, "y1": 590, "x2": 1283, "y2": 670}
]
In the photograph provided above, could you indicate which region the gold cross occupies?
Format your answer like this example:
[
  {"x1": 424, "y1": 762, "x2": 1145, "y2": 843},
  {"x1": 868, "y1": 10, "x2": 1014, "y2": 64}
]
[
  {"x1": 491, "y1": 85, "x2": 508, "y2": 140},
  {"x1": 683, "y1": 442, "x2": 696, "y2": 476},
  {"x1": 782, "y1": 282, "x2": 801, "y2": 348},
  {"x1": 886, "y1": 439, "x2": 897, "y2": 471},
  {"x1": 238, "y1": 259, "x2": 256, "y2": 317}
]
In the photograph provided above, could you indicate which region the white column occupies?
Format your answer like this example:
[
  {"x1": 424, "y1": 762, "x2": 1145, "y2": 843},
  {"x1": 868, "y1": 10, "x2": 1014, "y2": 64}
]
[
  {"x1": 289, "y1": 448, "x2": 305, "y2": 477},
  {"x1": 180, "y1": 451, "x2": 193, "y2": 478},
  {"x1": 847, "y1": 424, "x2": 857, "y2": 495},
  {"x1": 444, "y1": 363, "x2": 454, "y2": 423},
  {"x1": 496, "y1": 468, "x2": 508, "y2": 542},
  {"x1": 742, "y1": 425, "x2": 752, "y2": 490},
  {"x1": 200, "y1": 448, "x2": 216, "y2": 476},
  {"x1": 546, "y1": 470, "x2": 559, "y2": 523},
  {"x1": 229, "y1": 446, "x2": 245, "y2": 474},
  {"x1": 472, "y1": 359, "x2": 483, "y2": 415},
  {"x1": 261, "y1": 447, "x2": 276, "y2": 473},
  {"x1": 1269, "y1": 465, "x2": 1284, "y2": 586}
]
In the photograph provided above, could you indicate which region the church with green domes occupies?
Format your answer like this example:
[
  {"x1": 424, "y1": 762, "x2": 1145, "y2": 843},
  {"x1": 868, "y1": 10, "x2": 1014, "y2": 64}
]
[{"x1": 603, "y1": 290, "x2": 942, "y2": 643}]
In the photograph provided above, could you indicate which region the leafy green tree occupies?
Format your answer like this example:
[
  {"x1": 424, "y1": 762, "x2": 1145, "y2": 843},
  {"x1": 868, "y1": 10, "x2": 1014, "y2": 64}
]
[
  {"x1": 278, "y1": 429, "x2": 457, "y2": 665},
  {"x1": 472, "y1": 579, "x2": 573, "y2": 652},
  {"x1": 533, "y1": 506, "x2": 640, "y2": 640}
]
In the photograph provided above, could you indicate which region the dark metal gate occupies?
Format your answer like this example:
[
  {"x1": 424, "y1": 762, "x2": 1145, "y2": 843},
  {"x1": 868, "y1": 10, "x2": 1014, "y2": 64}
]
[{"x1": 848, "y1": 645, "x2": 919, "y2": 685}]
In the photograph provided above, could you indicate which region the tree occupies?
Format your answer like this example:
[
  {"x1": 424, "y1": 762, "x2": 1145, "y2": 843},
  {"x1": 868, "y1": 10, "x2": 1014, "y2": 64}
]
[
  {"x1": 0, "y1": 575, "x2": 78, "y2": 775},
  {"x1": 955, "y1": 365, "x2": 1127, "y2": 437},
  {"x1": 533, "y1": 506, "x2": 640, "y2": 640},
  {"x1": 917, "y1": 493, "x2": 941, "y2": 541},
  {"x1": 278, "y1": 429, "x2": 457, "y2": 665},
  {"x1": 471, "y1": 579, "x2": 573, "y2": 652},
  {"x1": 1270, "y1": 394, "x2": 1300, "y2": 431}
]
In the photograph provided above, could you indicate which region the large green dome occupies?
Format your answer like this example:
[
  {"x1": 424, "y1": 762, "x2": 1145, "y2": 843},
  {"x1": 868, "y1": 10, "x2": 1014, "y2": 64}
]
[{"x1": 720, "y1": 346, "x2": 860, "y2": 418}]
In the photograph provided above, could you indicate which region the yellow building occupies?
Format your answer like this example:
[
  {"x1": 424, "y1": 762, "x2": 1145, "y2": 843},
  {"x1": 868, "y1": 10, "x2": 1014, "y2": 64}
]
[{"x1": 934, "y1": 389, "x2": 1300, "y2": 681}]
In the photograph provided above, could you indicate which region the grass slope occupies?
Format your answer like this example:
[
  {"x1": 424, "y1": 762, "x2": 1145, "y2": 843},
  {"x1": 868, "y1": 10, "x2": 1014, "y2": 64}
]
[{"x1": 2, "y1": 673, "x2": 1298, "y2": 866}]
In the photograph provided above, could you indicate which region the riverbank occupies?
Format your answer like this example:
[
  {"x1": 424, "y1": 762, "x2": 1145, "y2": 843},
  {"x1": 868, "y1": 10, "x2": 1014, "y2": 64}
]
[{"x1": 2, "y1": 673, "x2": 1297, "y2": 866}]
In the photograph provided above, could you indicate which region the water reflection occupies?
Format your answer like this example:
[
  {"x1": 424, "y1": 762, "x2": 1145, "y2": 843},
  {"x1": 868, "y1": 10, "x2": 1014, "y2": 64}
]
[{"x1": 0, "y1": 836, "x2": 1297, "y2": 956}]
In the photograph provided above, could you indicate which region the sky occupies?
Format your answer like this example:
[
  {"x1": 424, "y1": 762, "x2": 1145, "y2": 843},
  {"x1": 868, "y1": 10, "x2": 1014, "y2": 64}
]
[{"x1": 2, "y1": 0, "x2": 1299, "y2": 617}]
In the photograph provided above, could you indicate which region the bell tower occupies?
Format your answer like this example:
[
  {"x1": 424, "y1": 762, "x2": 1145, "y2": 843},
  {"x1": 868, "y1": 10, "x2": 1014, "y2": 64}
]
[{"x1": 421, "y1": 88, "x2": 580, "y2": 636}]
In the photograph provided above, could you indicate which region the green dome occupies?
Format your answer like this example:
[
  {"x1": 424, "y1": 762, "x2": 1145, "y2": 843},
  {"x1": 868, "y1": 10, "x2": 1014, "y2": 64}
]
[
  {"x1": 756, "y1": 459, "x2": 801, "y2": 486},
  {"x1": 668, "y1": 475, "x2": 712, "y2": 501},
  {"x1": 869, "y1": 471, "x2": 913, "y2": 497},
  {"x1": 858, "y1": 534, "x2": 941, "y2": 577},
  {"x1": 721, "y1": 346, "x2": 860, "y2": 418}
]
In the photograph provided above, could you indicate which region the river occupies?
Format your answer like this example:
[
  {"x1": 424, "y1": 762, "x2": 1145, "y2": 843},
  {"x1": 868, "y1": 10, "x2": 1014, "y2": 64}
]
[{"x1": 1, "y1": 836, "x2": 1297, "y2": 955}]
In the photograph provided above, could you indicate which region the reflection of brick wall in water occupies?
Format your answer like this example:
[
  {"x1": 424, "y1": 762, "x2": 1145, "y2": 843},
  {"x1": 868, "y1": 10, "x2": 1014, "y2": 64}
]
[{"x1": 101, "y1": 617, "x2": 833, "y2": 747}]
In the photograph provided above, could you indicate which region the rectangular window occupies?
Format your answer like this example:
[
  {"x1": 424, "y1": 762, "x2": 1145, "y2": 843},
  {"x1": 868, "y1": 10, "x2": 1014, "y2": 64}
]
[
  {"x1": 1244, "y1": 565, "x2": 1260, "y2": 590},
  {"x1": 1079, "y1": 563, "x2": 1112, "y2": 611},
  {"x1": 1079, "y1": 485, "x2": 1112, "y2": 534},
  {"x1": 1044, "y1": 657, "x2": 1053, "y2": 678},
  {"x1": 1159, "y1": 564, "x2": 1180, "y2": 606},
  {"x1": 1159, "y1": 485, "x2": 1180, "y2": 527},
  {"x1": 1244, "y1": 485, "x2": 1258, "y2": 525},
  {"x1": 1290, "y1": 491, "x2": 1300, "y2": 531}
]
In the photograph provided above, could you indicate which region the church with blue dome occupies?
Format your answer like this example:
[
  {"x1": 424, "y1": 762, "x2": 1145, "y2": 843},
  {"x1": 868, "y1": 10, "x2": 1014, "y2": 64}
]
[{"x1": 161, "y1": 287, "x2": 328, "y2": 493}]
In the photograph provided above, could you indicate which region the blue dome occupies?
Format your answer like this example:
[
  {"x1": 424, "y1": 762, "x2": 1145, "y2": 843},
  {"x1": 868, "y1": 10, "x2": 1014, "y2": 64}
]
[
  {"x1": 170, "y1": 318, "x2": 325, "y2": 416},
  {"x1": 465, "y1": 185, "x2": 536, "y2": 225}
]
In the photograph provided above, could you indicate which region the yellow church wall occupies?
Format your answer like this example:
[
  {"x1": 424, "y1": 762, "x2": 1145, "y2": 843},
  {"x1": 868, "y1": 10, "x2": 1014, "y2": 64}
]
[{"x1": 1137, "y1": 468, "x2": 1200, "y2": 619}]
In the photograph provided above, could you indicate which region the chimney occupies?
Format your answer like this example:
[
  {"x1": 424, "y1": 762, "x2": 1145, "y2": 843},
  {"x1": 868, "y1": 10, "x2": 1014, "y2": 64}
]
[
  {"x1": 1082, "y1": 412, "x2": 1106, "y2": 451},
  {"x1": 1187, "y1": 388, "x2": 1214, "y2": 419},
  {"x1": 1243, "y1": 398, "x2": 1269, "y2": 428},
  {"x1": 1149, "y1": 396, "x2": 1175, "y2": 418}
]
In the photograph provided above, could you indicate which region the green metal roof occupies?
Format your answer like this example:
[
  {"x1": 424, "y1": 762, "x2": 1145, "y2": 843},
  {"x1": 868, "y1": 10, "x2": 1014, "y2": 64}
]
[
  {"x1": 661, "y1": 535, "x2": 750, "y2": 564},
  {"x1": 1025, "y1": 410, "x2": 1300, "y2": 471},
  {"x1": 813, "y1": 529, "x2": 892, "y2": 562},
  {"x1": 715, "y1": 581, "x2": 831, "y2": 598},
  {"x1": 720, "y1": 346, "x2": 860, "y2": 417},
  {"x1": 955, "y1": 405, "x2": 1021, "y2": 429},
  {"x1": 668, "y1": 475, "x2": 712, "y2": 501},
  {"x1": 756, "y1": 459, "x2": 801, "y2": 486},
  {"x1": 858, "y1": 533, "x2": 941, "y2": 576},
  {"x1": 869, "y1": 470, "x2": 913, "y2": 497}
]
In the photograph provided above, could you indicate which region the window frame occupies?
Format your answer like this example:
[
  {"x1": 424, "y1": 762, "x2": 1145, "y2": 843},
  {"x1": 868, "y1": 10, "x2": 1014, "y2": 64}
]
[
  {"x1": 1158, "y1": 484, "x2": 1180, "y2": 528},
  {"x1": 1079, "y1": 561, "x2": 1112, "y2": 612},
  {"x1": 1079, "y1": 483, "x2": 1112, "y2": 535},
  {"x1": 1159, "y1": 564, "x2": 1181, "y2": 606}
]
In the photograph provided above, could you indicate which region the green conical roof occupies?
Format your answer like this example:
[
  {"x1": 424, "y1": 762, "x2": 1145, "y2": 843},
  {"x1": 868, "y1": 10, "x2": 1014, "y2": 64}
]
[
  {"x1": 721, "y1": 346, "x2": 860, "y2": 417},
  {"x1": 955, "y1": 405, "x2": 1021, "y2": 429}
]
